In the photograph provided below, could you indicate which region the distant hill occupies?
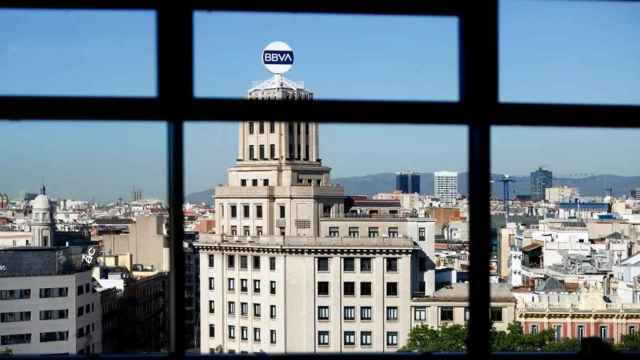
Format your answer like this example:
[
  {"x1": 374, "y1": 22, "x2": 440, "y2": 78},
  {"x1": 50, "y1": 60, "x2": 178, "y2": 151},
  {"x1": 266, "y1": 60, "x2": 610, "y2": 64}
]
[
  {"x1": 487, "y1": 174, "x2": 640, "y2": 199},
  {"x1": 337, "y1": 173, "x2": 640, "y2": 198},
  {"x1": 185, "y1": 173, "x2": 640, "y2": 205},
  {"x1": 185, "y1": 189, "x2": 214, "y2": 204}
]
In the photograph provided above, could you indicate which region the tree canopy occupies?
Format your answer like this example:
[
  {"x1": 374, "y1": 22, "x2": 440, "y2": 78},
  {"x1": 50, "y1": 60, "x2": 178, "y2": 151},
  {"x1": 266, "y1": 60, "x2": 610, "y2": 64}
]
[{"x1": 401, "y1": 321, "x2": 591, "y2": 353}]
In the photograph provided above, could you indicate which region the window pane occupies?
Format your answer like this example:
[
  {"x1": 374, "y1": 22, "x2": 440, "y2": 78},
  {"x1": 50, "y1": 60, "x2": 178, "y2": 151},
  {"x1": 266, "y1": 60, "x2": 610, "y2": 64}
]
[
  {"x1": 491, "y1": 126, "x2": 640, "y2": 352},
  {"x1": 500, "y1": 0, "x2": 640, "y2": 105},
  {"x1": 195, "y1": 12, "x2": 458, "y2": 101},
  {"x1": 187, "y1": 121, "x2": 468, "y2": 353},
  {"x1": 0, "y1": 10, "x2": 155, "y2": 96},
  {"x1": 0, "y1": 121, "x2": 168, "y2": 354},
  {"x1": 189, "y1": 13, "x2": 463, "y2": 349}
]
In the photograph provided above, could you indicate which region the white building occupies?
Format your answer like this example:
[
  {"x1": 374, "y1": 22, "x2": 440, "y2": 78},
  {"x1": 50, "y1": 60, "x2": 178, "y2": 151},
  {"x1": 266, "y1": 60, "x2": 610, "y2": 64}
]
[
  {"x1": 545, "y1": 186, "x2": 579, "y2": 204},
  {"x1": 198, "y1": 236, "x2": 418, "y2": 353},
  {"x1": 196, "y1": 69, "x2": 437, "y2": 354},
  {"x1": 434, "y1": 171, "x2": 458, "y2": 203},
  {"x1": 0, "y1": 232, "x2": 32, "y2": 249},
  {"x1": 0, "y1": 192, "x2": 58, "y2": 249},
  {"x1": 0, "y1": 248, "x2": 102, "y2": 354},
  {"x1": 611, "y1": 252, "x2": 640, "y2": 303},
  {"x1": 533, "y1": 229, "x2": 590, "y2": 268},
  {"x1": 0, "y1": 192, "x2": 101, "y2": 354},
  {"x1": 30, "y1": 193, "x2": 55, "y2": 248}
]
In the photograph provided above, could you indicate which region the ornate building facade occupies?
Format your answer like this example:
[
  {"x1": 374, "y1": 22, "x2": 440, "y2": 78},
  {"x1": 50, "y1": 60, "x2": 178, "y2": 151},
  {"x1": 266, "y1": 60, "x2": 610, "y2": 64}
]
[{"x1": 196, "y1": 74, "x2": 437, "y2": 353}]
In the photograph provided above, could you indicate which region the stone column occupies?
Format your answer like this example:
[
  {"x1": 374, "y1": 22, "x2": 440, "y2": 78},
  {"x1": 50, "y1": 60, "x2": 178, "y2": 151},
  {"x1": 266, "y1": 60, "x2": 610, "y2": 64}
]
[
  {"x1": 301, "y1": 122, "x2": 307, "y2": 161},
  {"x1": 313, "y1": 122, "x2": 320, "y2": 161},
  {"x1": 308, "y1": 122, "x2": 315, "y2": 162},
  {"x1": 282, "y1": 121, "x2": 289, "y2": 160},
  {"x1": 293, "y1": 122, "x2": 299, "y2": 160},
  {"x1": 238, "y1": 122, "x2": 246, "y2": 161}
]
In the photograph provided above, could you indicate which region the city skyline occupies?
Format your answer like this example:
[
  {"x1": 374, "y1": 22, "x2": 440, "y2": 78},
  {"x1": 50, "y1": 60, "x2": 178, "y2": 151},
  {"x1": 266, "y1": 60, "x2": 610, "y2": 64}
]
[
  {"x1": 2, "y1": 0, "x2": 640, "y2": 357},
  {"x1": 1, "y1": 1, "x2": 639, "y2": 201},
  {"x1": 2, "y1": 120, "x2": 640, "y2": 203}
]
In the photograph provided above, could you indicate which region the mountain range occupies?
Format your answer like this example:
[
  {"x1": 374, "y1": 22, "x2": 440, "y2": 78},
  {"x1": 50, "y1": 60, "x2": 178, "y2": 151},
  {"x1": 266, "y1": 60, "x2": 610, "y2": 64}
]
[{"x1": 185, "y1": 173, "x2": 640, "y2": 205}]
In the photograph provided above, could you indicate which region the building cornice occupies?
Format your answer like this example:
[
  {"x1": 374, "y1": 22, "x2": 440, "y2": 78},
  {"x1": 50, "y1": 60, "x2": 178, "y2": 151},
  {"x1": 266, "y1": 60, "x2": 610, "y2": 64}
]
[
  {"x1": 194, "y1": 242, "x2": 416, "y2": 256},
  {"x1": 194, "y1": 235, "x2": 418, "y2": 256}
]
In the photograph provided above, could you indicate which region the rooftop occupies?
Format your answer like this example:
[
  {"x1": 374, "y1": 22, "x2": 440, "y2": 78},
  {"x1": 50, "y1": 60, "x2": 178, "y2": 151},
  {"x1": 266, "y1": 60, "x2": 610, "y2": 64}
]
[
  {"x1": 0, "y1": 247, "x2": 90, "y2": 277},
  {"x1": 249, "y1": 75, "x2": 307, "y2": 92},
  {"x1": 350, "y1": 199, "x2": 402, "y2": 207},
  {"x1": 535, "y1": 277, "x2": 566, "y2": 292},
  {"x1": 559, "y1": 202, "x2": 610, "y2": 210},
  {"x1": 413, "y1": 282, "x2": 515, "y2": 303},
  {"x1": 94, "y1": 217, "x2": 134, "y2": 225}
]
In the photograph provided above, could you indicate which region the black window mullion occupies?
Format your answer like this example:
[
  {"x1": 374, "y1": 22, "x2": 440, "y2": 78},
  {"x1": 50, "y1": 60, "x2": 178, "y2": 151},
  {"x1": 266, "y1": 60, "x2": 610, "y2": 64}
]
[
  {"x1": 460, "y1": 0, "x2": 497, "y2": 357},
  {"x1": 189, "y1": 0, "x2": 461, "y2": 16},
  {"x1": 158, "y1": 3, "x2": 192, "y2": 358}
]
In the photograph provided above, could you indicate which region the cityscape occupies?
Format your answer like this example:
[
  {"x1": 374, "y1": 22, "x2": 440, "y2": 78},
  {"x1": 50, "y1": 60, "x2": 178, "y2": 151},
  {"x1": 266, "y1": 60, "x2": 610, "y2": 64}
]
[
  {"x1": 2, "y1": 0, "x2": 640, "y2": 350},
  {"x1": 3, "y1": 53, "x2": 640, "y2": 354}
]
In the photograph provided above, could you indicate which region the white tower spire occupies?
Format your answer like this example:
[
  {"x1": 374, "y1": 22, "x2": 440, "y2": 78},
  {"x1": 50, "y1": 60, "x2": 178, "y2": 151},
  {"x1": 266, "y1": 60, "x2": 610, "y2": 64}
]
[{"x1": 31, "y1": 189, "x2": 54, "y2": 247}]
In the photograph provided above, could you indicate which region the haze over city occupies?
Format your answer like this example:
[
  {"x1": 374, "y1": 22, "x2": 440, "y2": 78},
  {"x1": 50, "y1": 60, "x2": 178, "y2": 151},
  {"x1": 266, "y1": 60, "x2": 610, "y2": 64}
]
[{"x1": 1, "y1": 1, "x2": 640, "y2": 202}]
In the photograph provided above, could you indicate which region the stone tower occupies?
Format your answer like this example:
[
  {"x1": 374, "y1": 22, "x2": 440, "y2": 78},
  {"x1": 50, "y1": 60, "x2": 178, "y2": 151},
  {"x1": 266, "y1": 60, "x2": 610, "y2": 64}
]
[{"x1": 31, "y1": 185, "x2": 54, "y2": 247}]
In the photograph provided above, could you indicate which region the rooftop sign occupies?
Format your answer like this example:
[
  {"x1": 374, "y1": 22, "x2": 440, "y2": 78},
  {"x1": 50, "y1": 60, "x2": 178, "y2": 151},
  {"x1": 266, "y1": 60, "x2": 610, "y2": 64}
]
[{"x1": 262, "y1": 41, "x2": 293, "y2": 74}]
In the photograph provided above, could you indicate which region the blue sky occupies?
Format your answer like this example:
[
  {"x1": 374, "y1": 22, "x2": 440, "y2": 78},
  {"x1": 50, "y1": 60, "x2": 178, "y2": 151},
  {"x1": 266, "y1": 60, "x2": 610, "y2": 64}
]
[{"x1": 0, "y1": 1, "x2": 639, "y2": 202}]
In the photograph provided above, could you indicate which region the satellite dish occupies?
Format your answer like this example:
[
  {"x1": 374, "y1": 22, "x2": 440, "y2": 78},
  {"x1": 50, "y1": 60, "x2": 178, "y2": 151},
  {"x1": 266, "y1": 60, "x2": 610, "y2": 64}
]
[{"x1": 262, "y1": 41, "x2": 294, "y2": 74}]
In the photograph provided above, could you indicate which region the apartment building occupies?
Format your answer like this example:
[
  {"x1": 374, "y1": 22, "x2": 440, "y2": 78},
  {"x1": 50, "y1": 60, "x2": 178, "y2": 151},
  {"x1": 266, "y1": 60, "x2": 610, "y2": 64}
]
[
  {"x1": 198, "y1": 235, "x2": 418, "y2": 353},
  {"x1": 516, "y1": 286, "x2": 640, "y2": 343},
  {"x1": 0, "y1": 248, "x2": 101, "y2": 354},
  {"x1": 434, "y1": 171, "x2": 458, "y2": 203},
  {"x1": 97, "y1": 214, "x2": 170, "y2": 273}
]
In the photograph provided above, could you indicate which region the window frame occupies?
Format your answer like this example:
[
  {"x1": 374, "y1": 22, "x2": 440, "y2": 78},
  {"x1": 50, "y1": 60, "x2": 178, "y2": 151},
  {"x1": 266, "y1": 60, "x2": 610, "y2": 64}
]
[
  {"x1": 344, "y1": 306, "x2": 356, "y2": 321},
  {"x1": 343, "y1": 281, "x2": 355, "y2": 296},
  {"x1": 440, "y1": 306, "x2": 454, "y2": 322},
  {"x1": 344, "y1": 331, "x2": 356, "y2": 346},
  {"x1": 360, "y1": 306, "x2": 372, "y2": 321},
  {"x1": 386, "y1": 331, "x2": 398, "y2": 347},
  {"x1": 386, "y1": 306, "x2": 398, "y2": 321},
  {"x1": 317, "y1": 257, "x2": 330, "y2": 272},
  {"x1": 1, "y1": 1, "x2": 633, "y2": 358},
  {"x1": 360, "y1": 331, "x2": 372, "y2": 346},
  {"x1": 317, "y1": 306, "x2": 330, "y2": 321},
  {"x1": 318, "y1": 331, "x2": 330, "y2": 346},
  {"x1": 343, "y1": 257, "x2": 355, "y2": 272},
  {"x1": 360, "y1": 281, "x2": 372, "y2": 296}
]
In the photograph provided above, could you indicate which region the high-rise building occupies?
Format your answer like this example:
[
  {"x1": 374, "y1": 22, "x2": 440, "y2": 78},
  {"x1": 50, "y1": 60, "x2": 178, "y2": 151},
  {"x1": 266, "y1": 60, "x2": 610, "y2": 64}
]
[
  {"x1": 410, "y1": 174, "x2": 421, "y2": 195},
  {"x1": 131, "y1": 187, "x2": 143, "y2": 202},
  {"x1": 196, "y1": 46, "x2": 437, "y2": 354},
  {"x1": 396, "y1": 173, "x2": 408, "y2": 193},
  {"x1": 434, "y1": 171, "x2": 458, "y2": 202},
  {"x1": 530, "y1": 167, "x2": 553, "y2": 201},
  {"x1": 395, "y1": 172, "x2": 420, "y2": 194}
]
